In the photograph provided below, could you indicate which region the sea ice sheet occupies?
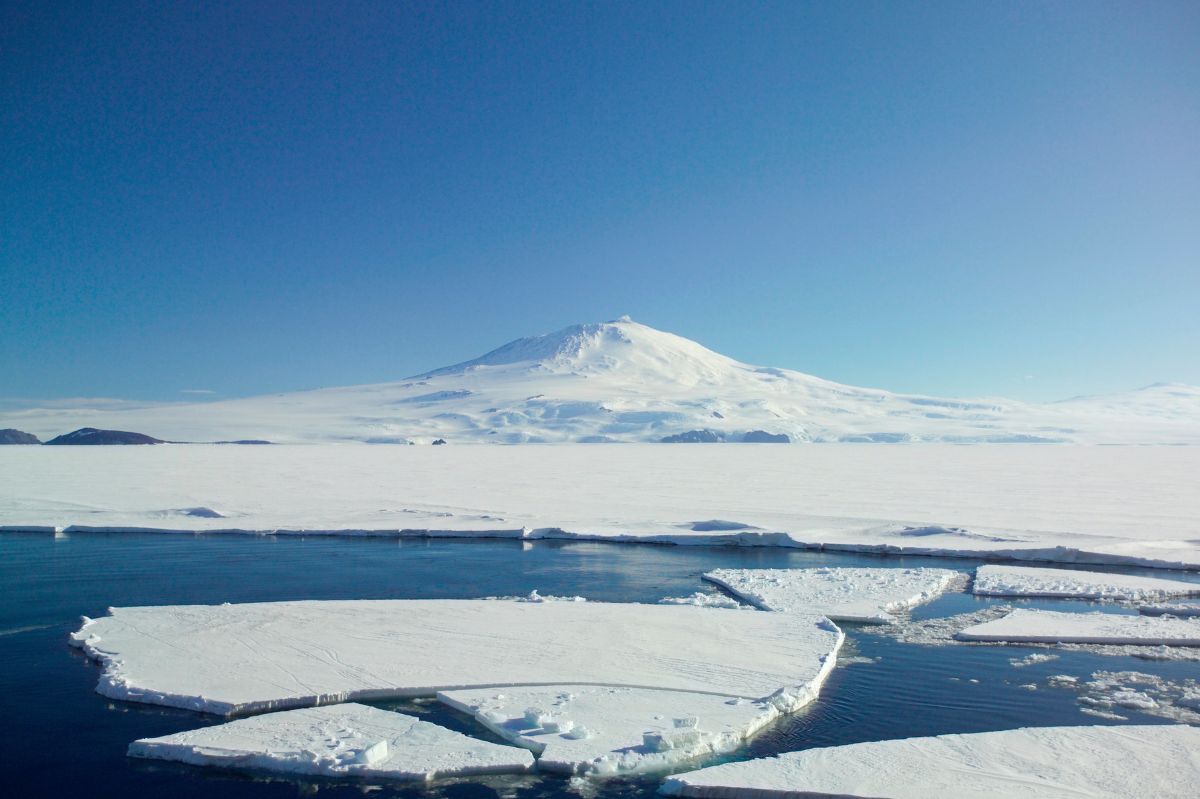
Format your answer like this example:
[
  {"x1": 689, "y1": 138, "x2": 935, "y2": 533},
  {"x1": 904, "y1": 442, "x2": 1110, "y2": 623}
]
[
  {"x1": 437, "y1": 684, "x2": 818, "y2": 776},
  {"x1": 6, "y1": 444, "x2": 1200, "y2": 571},
  {"x1": 660, "y1": 724, "x2": 1200, "y2": 799},
  {"x1": 71, "y1": 599, "x2": 843, "y2": 715},
  {"x1": 973, "y1": 565, "x2": 1200, "y2": 601},
  {"x1": 129, "y1": 703, "x2": 534, "y2": 779},
  {"x1": 957, "y1": 608, "x2": 1200, "y2": 646},
  {"x1": 704, "y1": 567, "x2": 960, "y2": 623}
]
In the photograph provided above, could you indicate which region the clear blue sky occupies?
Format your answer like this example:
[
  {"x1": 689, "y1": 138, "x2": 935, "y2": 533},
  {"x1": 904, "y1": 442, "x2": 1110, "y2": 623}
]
[{"x1": 3, "y1": 1, "x2": 1197, "y2": 403}]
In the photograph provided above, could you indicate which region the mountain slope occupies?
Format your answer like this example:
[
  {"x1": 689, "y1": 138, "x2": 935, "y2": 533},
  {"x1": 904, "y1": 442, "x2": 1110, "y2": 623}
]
[{"x1": 3, "y1": 318, "x2": 1198, "y2": 445}]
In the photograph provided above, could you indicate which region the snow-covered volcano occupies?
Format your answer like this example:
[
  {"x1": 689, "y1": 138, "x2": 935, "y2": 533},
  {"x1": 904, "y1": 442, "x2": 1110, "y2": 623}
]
[{"x1": 4, "y1": 317, "x2": 1198, "y2": 444}]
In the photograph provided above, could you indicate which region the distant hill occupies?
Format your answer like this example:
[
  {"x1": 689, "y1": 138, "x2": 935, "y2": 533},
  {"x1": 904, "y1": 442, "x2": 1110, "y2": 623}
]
[
  {"x1": 0, "y1": 428, "x2": 40, "y2": 445},
  {"x1": 44, "y1": 427, "x2": 164, "y2": 445},
  {"x1": 4, "y1": 318, "x2": 1198, "y2": 445}
]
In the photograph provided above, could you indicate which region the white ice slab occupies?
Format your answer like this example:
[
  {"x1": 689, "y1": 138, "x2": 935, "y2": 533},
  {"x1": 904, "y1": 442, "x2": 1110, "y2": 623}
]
[
  {"x1": 957, "y1": 609, "x2": 1200, "y2": 646},
  {"x1": 70, "y1": 599, "x2": 842, "y2": 715},
  {"x1": 128, "y1": 703, "x2": 534, "y2": 780},
  {"x1": 5, "y1": 445, "x2": 1200, "y2": 571},
  {"x1": 437, "y1": 683, "x2": 825, "y2": 777},
  {"x1": 661, "y1": 724, "x2": 1200, "y2": 799},
  {"x1": 973, "y1": 565, "x2": 1200, "y2": 601},
  {"x1": 1140, "y1": 602, "x2": 1200, "y2": 617},
  {"x1": 704, "y1": 567, "x2": 959, "y2": 623}
]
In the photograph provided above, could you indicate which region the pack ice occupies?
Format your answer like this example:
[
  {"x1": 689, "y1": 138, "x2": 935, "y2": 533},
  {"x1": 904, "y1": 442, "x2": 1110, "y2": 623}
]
[
  {"x1": 660, "y1": 724, "x2": 1200, "y2": 799},
  {"x1": 973, "y1": 565, "x2": 1200, "y2": 601},
  {"x1": 70, "y1": 599, "x2": 843, "y2": 716},
  {"x1": 129, "y1": 703, "x2": 534, "y2": 780},
  {"x1": 704, "y1": 567, "x2": 960, "y2": 623},
  {"x1": 437, "y1": 683, "x2": 827, "y2": 776},
  {"x1": 957, "y1": 608, "x2": 1200, "y2": 646}
]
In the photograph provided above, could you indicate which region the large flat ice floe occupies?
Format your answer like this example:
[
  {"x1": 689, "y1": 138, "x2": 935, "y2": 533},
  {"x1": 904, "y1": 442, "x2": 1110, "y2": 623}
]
[
  {"x1": 5, "y1": 444, "x2": 1200, "y2": 570},
  {"x1": 71, "y1": 599, "x2": 843, "y2": 716},
  {"x1": 437, "y1": 684, "x2": 813, "y2": 777},
  {"x1": 704, "y1": 567, "x2": 960, "y2": 623},
  {"x1": 129, "y1": 703, "x2": 534, "y2": 780},
  {"x1": 973, "y1": 565, "x2": 1200, "y2": 601},
  {"x1": 957, "y1": 608, "x2": 1200, "y2": 646},
  {"x1": 660, "y1": 724, "x2": 1200, "y2": 798}
]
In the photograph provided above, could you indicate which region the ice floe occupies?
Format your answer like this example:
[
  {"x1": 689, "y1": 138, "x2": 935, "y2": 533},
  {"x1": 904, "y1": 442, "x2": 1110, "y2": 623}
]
[
  {"x1": 973, "y1": 564, "x2": 1200, "y2": 601},
  {"x1": 657, "y1": 592, "x2": 749, "y2": 610},
  {"x1": 704, "y1": 567, "x2": 961, "y2": 623},
  {"x1": 957, "y1": 608, "x2": 1200, "y2": 646},
  {"x1": 660, "y1": 724, "x2": 1200, "y2": 798},
  {"x1": 1008, "y1": 653, "x2": 1059, "y2": 668},
  {"x1": 437, "y1": 684, "x2": 804, "y2": 776},
  {"x1": 129, "y1": 703, "x2": 534, "y2": 779},
  {"x1": 1140, "y1": 601, "x2": 1200, "y2": 617},
  {"x1": 71, "y1": 599, "x2": 843, "y2": 716}
]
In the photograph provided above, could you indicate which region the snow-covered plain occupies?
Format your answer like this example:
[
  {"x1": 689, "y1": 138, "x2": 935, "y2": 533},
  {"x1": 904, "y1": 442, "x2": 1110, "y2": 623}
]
[
  {"x1": 3, "y1": 319, "x2": 1198, "y2": 445},
  {"x1": 70, "y1": 600, "x2": 843, "y2": 716},
  {"x1": 957, "y1": 608, "x2": 1200, "y2": 646},
  {"x1": 659, "y1": 725, "x2": 1200, "y2": 799},
  {"x1": 5, "y1": 444, "x2": 1200, "y2": 570},
  {"x1": 973, "y1": 565, "x2": 1200, "y2": 601},
  {"x1": 704, "y1": 567, "x2": 960, "y2": 623},
  {"x1": 129, "y1": 703, "x2": 534, "y2": 780},
  {"x1": 437, "y1": 684, "x2": 797, "y2": 776}
]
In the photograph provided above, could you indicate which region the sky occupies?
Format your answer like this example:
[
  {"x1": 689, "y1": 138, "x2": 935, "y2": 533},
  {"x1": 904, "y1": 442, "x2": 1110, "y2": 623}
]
[{"x1": 2, "y1": 1, "x2": 1198, "y2": 404}]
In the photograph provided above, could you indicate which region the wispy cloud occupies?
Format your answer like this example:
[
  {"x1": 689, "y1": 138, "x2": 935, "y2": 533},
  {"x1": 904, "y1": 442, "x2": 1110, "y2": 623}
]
[{"x1": 179, "y1": 389, "x2": 216, "y2": 395}]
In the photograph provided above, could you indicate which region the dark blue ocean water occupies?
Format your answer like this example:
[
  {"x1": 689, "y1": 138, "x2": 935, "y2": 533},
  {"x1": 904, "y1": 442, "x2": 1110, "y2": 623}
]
[{"x1": 1, "y1": 532, "x2": 1195, "y2": 799}]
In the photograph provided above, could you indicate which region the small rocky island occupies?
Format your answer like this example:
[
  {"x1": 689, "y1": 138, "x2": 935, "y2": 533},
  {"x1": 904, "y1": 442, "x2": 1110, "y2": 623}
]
[
  {"x1": 43, "y1": 428, "x2": 164, "y2": 445},
  {"x1": 0, "y1": 429, "x2": 41, "y2": 444}
]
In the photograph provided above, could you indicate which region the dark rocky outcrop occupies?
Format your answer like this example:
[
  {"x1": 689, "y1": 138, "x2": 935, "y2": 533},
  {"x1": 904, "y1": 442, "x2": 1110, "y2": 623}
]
[
  {"x1": 432, "y1": 438, "x2": 447, "y2": 445},
  {"x1": 0, "y1": 428, "x2": 41, "y2": 444},
  {"x1": 741, "y1": 430, "x2": 791, "y2": 443},
  {"x1": 44, "y1": 427, "x2": 164, "y2": 445},
  {"x1": 660, "y1": 429, "x2": 725, "y2": 443}
]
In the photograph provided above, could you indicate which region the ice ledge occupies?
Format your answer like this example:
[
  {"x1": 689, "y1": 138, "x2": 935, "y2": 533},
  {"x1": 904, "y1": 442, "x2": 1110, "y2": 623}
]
[{"x1": 11, "y1": 522, "x2": 1200, "y2": 571}]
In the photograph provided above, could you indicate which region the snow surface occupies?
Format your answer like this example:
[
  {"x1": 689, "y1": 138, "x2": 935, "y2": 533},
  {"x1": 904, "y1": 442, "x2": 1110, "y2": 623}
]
[
  {"x1": 703, "y1": 567, "x2": 960, "y2": 623},
  {"x1": 660, "y1": 724, "x2": 1200, "y2": 799},
  {"x1": 128, "y1": 703, "x2": 534, "y2": 780},
  {"x1": 3, "y1": 319, "x2": 1198, "y2": 444},
  {"x1": 70, "y1": 600, "x2": 843, "y2": 716},
  {"x1": 973, "y1": 565, "x2": 1200, "y2": 601},
  {"x1": 437, "y1": 684, "x2": 815, "y2": 776},
  {"x1": 5, "y1": 444, "x2": 1200, "y2": 570},
  {"x1": 957, "y1": 608, "x2": 1200, "y2": 646}
]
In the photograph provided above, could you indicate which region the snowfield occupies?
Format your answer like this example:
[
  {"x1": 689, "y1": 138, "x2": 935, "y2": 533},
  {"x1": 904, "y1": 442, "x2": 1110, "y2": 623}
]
[
  {"x1": 70, "y1": 600, "x2": 843, "y2": 717},
  {"x1": 129, "y1": 703, "x2": 535, "y2": 780},
  {"x1": 973, "y1": 564, "x2": 1200, "y2": 601},
  {"x1": 4, "y1": 443, "x2": 1200, "y2": 570},
  {"x1": 3, "y1": 318, "x2": 1198, "y2": 445},
  {"x1": 956, "y1": 608, "x2": 1200, "y2": 646},
  {"x1": 703, "y1": 567, "x2": 960, "y2": 623},
  {"x1": 659, "y1": 725, "x2": 1200, "y2": 799}
]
